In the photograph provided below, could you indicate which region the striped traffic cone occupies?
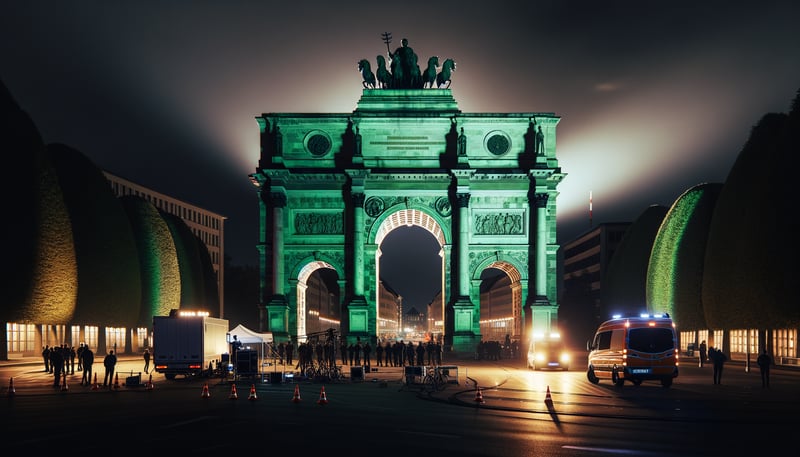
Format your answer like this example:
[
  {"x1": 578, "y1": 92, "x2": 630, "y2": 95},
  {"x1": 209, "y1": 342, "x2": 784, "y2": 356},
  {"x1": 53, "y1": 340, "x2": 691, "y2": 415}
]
[
  {"x1": 91, "y1": 373, "x2": 99, "y2": 391},
  {"x1": 291, "y1": 384, "x2": 301, "y2": 403},
  {"x1": 474, "y1": 388, "x2": 485, "y2": 404},
  {"x1": 544, "y1": 385, "x2": 554, "y2": 408},
  {"x1": 317, "y1": 386, "x2": 329, "y2": 405},
  {"x1": 248, "y1": 384, "x2": 258, "y2": 401},
  {"x1": 229, "y1": 383, "x2": 238, "y2": 400},
  {"x1": 201, "y1": 383, "x2": 211, "y2": 398},
  {"x1": 113, "y1": 373, "x2": 120, "y2": 389}
]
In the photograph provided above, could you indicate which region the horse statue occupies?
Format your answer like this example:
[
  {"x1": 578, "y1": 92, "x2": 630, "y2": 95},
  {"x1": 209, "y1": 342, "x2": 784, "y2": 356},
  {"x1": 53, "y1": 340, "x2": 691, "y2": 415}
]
[
  {"x1": 376, "y1": 55, "x2": 392, "y2": 89},
  {"x1": 358, "y1": 59, "x2": 376, "y2": 89},
  {"x1": 436, "y1": 58, "x2": 456, "y2": 89},
  {"x1": 422, "y1": 56, "x2": 439, "y2": 88}
]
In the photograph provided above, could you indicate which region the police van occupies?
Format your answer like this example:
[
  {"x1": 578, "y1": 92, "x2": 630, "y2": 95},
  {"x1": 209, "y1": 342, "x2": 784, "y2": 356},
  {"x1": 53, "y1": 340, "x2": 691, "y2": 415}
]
[{"x1": 586, "y1": 313, "x2": 679, "y2": 387}]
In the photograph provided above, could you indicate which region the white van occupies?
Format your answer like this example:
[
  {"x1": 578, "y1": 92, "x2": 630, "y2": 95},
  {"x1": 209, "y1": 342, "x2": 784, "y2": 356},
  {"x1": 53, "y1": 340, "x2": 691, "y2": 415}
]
[{"x1": 586, "y1": 313, "x2": 679, "y2": 387}]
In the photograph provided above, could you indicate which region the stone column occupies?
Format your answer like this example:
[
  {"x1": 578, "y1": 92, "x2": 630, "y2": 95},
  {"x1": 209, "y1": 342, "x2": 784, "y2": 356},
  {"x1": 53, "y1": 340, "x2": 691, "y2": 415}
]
[
  {"x1": 352, "y1": 192, "x2": 365, "y2": 296},
  {"x1": 270, "y1": 191, "x2": 287, "y2": 297},
  {"x1": 456, "y1": 192, "x2": 471, "y2": 297},
  {"x1": 534, "y1": 193, "x2": 548, "y2": 298}
]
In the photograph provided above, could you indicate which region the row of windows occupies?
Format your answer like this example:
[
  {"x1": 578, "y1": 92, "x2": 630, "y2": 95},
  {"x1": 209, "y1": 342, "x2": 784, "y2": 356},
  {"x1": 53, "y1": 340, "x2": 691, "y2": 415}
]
[
  {"x1": 679, "y1": 329, "x2": 797, "y2": 359},
  {"x1": 6, "y1": 323, "x2": 150, "y2": 354}
]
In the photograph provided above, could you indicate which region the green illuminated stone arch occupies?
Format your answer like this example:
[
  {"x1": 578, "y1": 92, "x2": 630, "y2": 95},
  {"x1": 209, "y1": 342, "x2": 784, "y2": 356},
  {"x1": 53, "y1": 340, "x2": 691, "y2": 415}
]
[{"x1": 251, "y1": 89, "x2": 564, "y2": 355}]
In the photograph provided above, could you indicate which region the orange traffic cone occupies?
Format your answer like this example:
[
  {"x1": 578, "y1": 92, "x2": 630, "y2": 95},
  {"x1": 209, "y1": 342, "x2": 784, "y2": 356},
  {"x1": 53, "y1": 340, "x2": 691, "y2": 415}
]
[
  {"x1": 248, "y1": 384, "x2": 257, "y2": 401},
  {"x1": 544, "y1": 385, "x2": 553, "y2": 407},
  {"x1": 146, "y1": 373, "x2": 154, "y2": 390},
  {"x1": 113, "y1": 373, "x2": 120, "y2": 389},
  {"x1": 91, "y1": 373, "x2": 99, "y2": 391},
  {"x1": 291, "y1": 384, "x2": 302, "y2": 403},
  {"x1": 7, "y1": 377, "x2": 15, "y2": 397},
  {"x1": 60, "y1": 372, "x2": 69, "y2": 392},
  {"x1": 201, "y1": 383, "x2": 211, "y2": 398},
  {"x1": 229, "y1": 383, "x2": 238, "y2": 400},
  {"x1": 474, "y1": 388, "x2": 485, "y2": 404},
  {"x1": 317, "y1": 386, "x2": 329, "y2": 405}
]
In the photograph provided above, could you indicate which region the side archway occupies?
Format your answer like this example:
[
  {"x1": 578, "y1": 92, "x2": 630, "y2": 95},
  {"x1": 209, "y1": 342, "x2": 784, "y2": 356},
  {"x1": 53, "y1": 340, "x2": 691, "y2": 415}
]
[
  {"x1": 472, "y1": 256, "x2": 527, "y2": 347},
  {"x1": 293, "y1": 259, "x2": 342, "y2": 342}
]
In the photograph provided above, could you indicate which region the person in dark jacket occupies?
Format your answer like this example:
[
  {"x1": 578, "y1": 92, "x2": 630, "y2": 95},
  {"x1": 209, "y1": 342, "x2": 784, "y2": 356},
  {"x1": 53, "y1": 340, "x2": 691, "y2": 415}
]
[
  {"x1": 757, "y1": 348, "x2": 772, "y2": 388},
  {"x1": 81, "y1": 346, "x2": 94, "y2": 386},
  {"x1": 50, "y1": 347, "x2": 64, "y2": 388},
  {"x1": 103, "y1": 350, "x2": 117, "y2": 387},
  {"x1": 710, "y1": 347, "x2": 727, "y2": 385}
]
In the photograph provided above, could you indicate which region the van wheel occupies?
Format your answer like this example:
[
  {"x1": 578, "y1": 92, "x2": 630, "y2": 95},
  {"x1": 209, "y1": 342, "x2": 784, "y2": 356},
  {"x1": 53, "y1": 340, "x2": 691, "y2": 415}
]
[
  {"x1": 587, "y1": 368, "x2": 599, "y2": 384},
  {"x1": 612, "y1": 369, "x2": 624, "y2": 386},
  {"x1": 661, "y1": 377, "x2": 673, "y2": 388},
  {"x1": 632, "y1": 379, "x2": 642, "y2": 386}
]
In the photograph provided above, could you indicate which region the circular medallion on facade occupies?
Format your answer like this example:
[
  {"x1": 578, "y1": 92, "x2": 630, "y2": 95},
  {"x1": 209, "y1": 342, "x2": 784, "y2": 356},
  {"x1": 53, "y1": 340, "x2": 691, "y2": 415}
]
[
  {"x1": 435, "y1": 196, "x2": 452, "y2": 217},
  {"x1": 364, "y1": 196, "x2": 385, "y2": 217},
  {"x1": 304, "y1": 131, "x2": 332, "y2": 157},
  {"x1": 484, "y1": 131, "x2": 511, "y2": 156}
]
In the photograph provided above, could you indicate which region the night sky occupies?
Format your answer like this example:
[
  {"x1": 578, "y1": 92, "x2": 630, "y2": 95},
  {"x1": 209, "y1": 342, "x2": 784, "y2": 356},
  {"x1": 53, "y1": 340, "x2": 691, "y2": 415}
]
[{"x1": 2, "y1": 1, "x2": 798, "y2": 308}]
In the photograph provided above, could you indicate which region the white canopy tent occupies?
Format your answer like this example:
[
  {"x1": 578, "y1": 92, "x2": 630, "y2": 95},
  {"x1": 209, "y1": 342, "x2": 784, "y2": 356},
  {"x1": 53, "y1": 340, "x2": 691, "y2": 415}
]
[
  {"x1": 229, "y1": 324, "x2": 273, "y2": 345},
  {"x1": 228, "y1": 324, "x2": 274, "y2": 376}
]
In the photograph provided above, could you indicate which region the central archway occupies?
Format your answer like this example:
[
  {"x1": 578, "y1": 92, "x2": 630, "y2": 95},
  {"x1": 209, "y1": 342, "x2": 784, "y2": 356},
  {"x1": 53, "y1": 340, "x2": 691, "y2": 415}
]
[{"x1": 374, "y1": 209, "x2": 445, "y2": 342}]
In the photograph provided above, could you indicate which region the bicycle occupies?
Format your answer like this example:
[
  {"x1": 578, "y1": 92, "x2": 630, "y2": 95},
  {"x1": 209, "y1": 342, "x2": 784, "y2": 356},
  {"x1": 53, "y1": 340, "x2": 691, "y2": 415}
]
[{"x1": 422, "y1": 365, "x2": 449, "y2": 392}]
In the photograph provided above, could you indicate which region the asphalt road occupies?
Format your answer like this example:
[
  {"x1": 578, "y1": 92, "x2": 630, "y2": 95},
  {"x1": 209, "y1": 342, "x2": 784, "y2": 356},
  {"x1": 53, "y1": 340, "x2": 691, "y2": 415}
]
[{"x1": 1, "y1": 355, "x2": 796, "y2": 455}]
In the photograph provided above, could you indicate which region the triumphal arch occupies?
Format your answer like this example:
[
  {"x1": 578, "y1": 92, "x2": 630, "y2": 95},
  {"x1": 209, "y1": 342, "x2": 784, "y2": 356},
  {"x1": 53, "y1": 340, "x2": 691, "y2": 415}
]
[{"x1": 250, "y1": 41, "x2": 564, "y2": 354}]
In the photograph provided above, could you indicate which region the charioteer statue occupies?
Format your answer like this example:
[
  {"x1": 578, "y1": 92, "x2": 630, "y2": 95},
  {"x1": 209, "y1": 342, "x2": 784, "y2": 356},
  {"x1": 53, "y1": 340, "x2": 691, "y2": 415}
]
[{"x1": 359, "y1": 33, "x2": 456, "y2": 90}]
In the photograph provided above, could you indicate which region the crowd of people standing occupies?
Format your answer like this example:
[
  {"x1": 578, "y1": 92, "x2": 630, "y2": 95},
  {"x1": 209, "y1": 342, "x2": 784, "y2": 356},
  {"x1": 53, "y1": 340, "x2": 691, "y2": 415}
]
[
  {"x1": 267, "y1": 338, "x2": 444, "y2": 373},
  {"x1": 41, "y1": 343, "x2": 101, "y2": 388}
]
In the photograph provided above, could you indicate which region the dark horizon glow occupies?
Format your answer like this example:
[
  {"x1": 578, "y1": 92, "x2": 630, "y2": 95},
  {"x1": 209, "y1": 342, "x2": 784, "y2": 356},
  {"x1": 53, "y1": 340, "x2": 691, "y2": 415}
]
[{"x1": 2, "y1": 1, "x2": 798, "y2": 308}]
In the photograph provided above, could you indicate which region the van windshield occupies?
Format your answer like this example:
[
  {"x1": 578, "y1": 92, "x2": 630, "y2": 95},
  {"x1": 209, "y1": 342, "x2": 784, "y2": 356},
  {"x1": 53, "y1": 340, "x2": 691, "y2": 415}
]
[{"x1": 628, "y1": 328, "x2": 674, "y2": 353}]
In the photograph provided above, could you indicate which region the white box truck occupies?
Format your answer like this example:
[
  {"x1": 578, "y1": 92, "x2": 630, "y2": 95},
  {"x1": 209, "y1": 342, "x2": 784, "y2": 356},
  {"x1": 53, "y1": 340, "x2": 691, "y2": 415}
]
[{"x1": 153, "y1": 311, "x2": 229, "y2": 380}]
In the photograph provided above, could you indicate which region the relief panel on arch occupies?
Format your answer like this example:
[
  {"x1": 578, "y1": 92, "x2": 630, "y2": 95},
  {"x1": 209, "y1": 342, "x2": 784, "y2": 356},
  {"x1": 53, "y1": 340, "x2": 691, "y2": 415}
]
[{"x1": 472, "y1": 210, "x2": 526, "y2": 236}]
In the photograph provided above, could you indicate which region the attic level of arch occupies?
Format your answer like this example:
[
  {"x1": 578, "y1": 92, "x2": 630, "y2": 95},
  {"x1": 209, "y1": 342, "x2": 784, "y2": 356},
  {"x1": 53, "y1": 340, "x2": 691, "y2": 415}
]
[{"x1": 255, "y1": 90, "x2": 560, "y2": 173}]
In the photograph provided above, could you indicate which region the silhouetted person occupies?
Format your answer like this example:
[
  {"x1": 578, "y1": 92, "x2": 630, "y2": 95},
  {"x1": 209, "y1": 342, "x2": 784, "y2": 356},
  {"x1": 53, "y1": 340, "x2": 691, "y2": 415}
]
[
  {"x1": 42, "y1": 345, "x2": 50, "y2": 373},
  {"x1": 50, "y1": 346, "x2": 64, "y2": 388},
  {"x1": 698, "y1": 340, "x2": 707, "y2": 367},
  {"x1": 143, "y1": 348, "x2": 151, "y2": 374},
  {"x1": 286, "y1": 340, "x2": 294, "y2": 366},
  {"x1": 711, "y1": 347, "x2": 726, "y2": 384},
  {"x1": 757, "y1": 349, "x2": 771, "y2": 388},
  {"x1": 81, "y1": 346, "x2": 94, "y2": 386},
  {"x1": 103, "y1": 350, "x2": 117, "y2": 387}
]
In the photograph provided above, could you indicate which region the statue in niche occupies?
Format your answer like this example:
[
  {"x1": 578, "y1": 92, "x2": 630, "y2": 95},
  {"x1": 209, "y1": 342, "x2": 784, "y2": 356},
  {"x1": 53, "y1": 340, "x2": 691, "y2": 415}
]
[
  {"x1": 354, "y1": 126, "x2": 362, "y2": 156},
  {"x1": 457, "y1": 127, "x2": 467, "y2": 156},
  {"x1": 535, "y1": 125, "x2": 545, "y2": 155}
]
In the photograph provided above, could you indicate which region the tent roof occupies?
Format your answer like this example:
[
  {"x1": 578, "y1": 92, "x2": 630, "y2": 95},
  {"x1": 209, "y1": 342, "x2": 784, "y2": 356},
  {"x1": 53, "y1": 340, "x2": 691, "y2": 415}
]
[{"x1": 229, "y1": 324, "x2": 273, "y2": 344}]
